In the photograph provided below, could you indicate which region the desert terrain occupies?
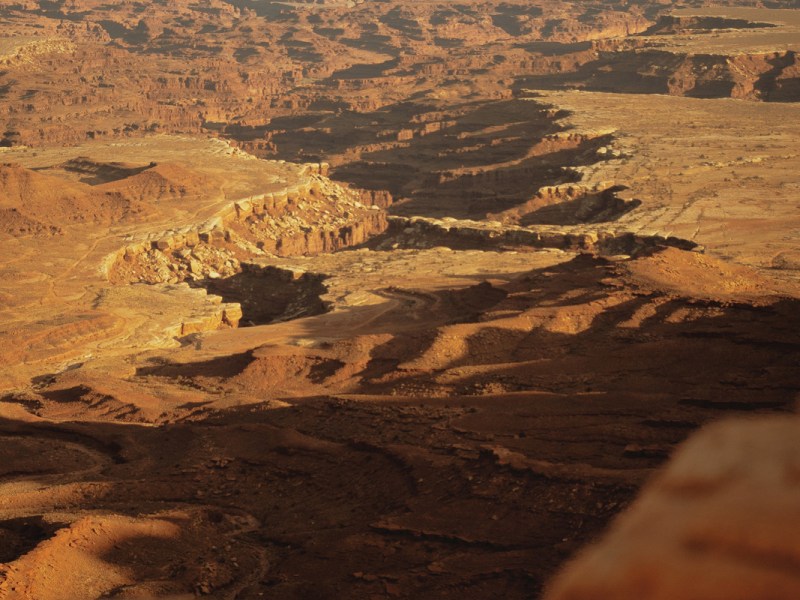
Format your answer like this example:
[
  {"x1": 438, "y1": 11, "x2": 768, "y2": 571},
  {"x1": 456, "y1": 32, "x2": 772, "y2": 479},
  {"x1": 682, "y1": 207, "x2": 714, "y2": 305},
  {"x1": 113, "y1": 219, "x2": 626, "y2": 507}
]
[{"x1": 0, "y1": 0, "x2": 799, "y2": 598}]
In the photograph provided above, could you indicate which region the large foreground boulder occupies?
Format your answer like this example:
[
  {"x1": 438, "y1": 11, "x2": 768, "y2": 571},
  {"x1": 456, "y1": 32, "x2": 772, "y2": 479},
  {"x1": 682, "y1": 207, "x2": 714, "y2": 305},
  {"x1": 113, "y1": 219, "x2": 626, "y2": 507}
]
[{"x1": 545, "y1": 416, "x2": 800, "y2": 600}]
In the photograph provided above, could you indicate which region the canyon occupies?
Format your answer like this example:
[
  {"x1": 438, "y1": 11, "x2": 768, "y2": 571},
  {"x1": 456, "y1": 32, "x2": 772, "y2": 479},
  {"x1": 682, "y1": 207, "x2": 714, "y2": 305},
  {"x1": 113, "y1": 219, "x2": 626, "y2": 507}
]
[{"x1": 0, "y1": 0, "x2": 799, "y2": 598}]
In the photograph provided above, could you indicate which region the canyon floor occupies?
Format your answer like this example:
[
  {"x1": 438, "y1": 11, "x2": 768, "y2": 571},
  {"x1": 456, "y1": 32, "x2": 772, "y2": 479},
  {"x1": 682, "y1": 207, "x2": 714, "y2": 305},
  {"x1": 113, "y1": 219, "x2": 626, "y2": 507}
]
[{"x1": 0, "y1": 1, "x2": 799, "y2": 598}]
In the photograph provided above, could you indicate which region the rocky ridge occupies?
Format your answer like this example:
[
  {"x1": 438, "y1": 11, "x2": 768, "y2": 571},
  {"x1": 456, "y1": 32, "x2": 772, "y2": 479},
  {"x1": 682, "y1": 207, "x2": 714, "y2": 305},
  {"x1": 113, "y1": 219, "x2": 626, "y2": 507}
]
[{"x1": 108, "y1": 164, "x2": 389, "y2": 285}]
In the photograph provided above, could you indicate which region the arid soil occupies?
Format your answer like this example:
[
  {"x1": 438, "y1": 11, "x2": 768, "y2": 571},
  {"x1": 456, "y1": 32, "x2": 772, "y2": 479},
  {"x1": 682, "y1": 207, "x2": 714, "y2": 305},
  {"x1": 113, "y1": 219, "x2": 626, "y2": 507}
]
[{"x1": 0, "y1": 1, "x2": 799, "y2": 599}]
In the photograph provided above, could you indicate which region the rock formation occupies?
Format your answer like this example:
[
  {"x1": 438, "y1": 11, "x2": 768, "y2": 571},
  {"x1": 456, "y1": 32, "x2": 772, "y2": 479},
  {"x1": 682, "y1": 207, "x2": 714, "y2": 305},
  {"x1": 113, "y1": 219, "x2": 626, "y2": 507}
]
[{"x1": 544, "y1": 416, "x2": 800, "y2": 600}]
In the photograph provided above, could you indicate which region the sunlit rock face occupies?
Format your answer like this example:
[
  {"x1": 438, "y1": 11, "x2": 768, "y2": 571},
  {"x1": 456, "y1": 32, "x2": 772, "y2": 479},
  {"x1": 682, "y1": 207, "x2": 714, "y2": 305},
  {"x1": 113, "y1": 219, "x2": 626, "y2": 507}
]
[{"x1": 544, "y1": 417, "x2": 800, "y2": 600}]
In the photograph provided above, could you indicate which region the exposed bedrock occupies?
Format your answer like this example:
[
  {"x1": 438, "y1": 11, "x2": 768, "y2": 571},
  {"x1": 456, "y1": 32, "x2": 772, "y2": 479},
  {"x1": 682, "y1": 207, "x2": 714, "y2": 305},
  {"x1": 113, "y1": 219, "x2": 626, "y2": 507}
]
[
  {"x1": 0, "y1": 0, "x2": 652, "y2": 148},
  {"x1": 397, "y1": 132, "x2": 616, "y2": 220},
  {"x1": 201, "y1": 264, "x2": 329, "y2": 327},
  {"x1": 374, "y1": 216, "x2": 699, "y2": 257},
  {"x1": 108, "y1": 175, "x2": 389, "y2": 286},
  {"x1": 244, "y1": 99, "x2": 615, "y2": 221},
  {"x1": 640, "y1": 15, "x2": 778, "y2": 36},
  {"x1": 488, "y1": 182, "x2": 641, "y2": 226},
  {"x1": 525, "y1": 49, "x2": 800, "y2": 101}
]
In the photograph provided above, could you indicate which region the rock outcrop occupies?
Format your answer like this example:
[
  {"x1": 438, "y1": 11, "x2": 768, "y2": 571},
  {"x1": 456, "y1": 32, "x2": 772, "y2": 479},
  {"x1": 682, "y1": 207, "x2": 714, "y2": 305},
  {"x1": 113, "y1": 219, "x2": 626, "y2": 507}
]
[
  {"x1": 108, "y1": 174, "x2": 389, "y2": 285},
  {"x1": 377, "y1": 215, "x2": 700, "y2": 256},
  {"x1": 545, "y1": 416, "x2": 800, "y2": 600}
]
